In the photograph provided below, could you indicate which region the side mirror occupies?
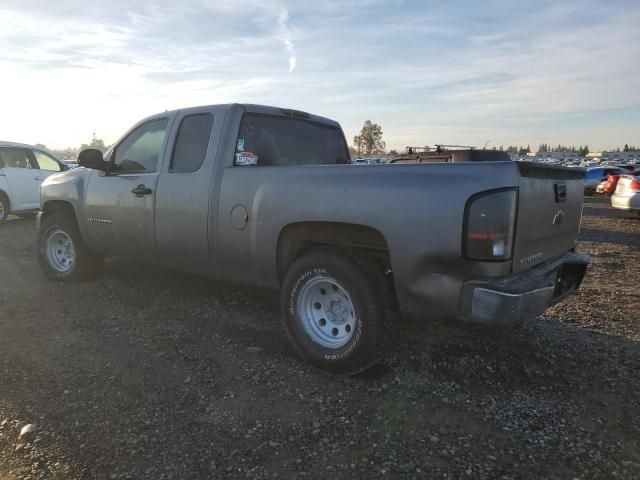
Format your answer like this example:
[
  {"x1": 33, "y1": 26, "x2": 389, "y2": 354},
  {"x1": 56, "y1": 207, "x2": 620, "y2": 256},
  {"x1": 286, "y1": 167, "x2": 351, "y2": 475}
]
[{"x1": 78, "y1": 149, "x2": 109, "y2": 171}]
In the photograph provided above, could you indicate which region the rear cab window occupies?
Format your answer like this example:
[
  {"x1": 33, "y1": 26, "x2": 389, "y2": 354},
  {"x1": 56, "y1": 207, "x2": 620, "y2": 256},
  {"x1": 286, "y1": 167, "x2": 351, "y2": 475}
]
[
  {"x1": 234, "y1": 114, "x2": 349, "y2": 166},
  {"x1": 170, "y1": 114, "x2": 214, "y2": 173}
]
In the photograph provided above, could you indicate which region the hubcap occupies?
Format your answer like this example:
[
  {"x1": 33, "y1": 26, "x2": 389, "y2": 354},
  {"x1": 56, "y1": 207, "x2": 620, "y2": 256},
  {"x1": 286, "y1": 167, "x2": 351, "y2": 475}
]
[
  {"x1": 0, "y1": 201, "x2": 5, "y2": 221},
  {"x1": 46, "y1": 229, "x2": 75, "y2": 273},
  {"x1": 297, "y1": 275, "x2": 357, "y2": 349}
]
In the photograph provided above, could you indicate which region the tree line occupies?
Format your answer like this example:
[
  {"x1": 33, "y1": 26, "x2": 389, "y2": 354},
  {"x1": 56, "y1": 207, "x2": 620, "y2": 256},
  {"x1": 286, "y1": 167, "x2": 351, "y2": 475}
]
[
  {"x1": 37, "y1": 136, "x2": 111, "y2": 159},
  {"x1": 351, "y1": 121, "x2": 638, "y2": 158},
  {"x1": 35, "y1": 123, "x2": 639, "y2": 160}
]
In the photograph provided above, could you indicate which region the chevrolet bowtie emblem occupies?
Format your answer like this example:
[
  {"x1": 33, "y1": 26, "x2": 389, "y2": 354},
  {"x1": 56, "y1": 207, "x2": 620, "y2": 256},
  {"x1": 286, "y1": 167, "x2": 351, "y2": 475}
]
[{"x1": 552, "y1": 211, "x2": 565, "y2": 226}]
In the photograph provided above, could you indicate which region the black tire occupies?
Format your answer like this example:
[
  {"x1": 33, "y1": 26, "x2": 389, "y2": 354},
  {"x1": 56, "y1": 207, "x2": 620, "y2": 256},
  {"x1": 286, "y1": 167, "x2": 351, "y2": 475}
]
[
  {"x1": 281, "y1": 249, "x2": 393, "y2": 374},
  {"x1": 36, "y1": 211, "x2": 103, "y2": 281},
  {"x1": 0, "y1": 194, "x2": 9, "y2": 224}
]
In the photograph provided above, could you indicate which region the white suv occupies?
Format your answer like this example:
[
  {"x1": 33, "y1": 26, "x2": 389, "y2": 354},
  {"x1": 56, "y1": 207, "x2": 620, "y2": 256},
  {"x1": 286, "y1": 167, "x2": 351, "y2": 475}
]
[{"x1": 0, "y1": 141, "x2": 69, "y2": 223}]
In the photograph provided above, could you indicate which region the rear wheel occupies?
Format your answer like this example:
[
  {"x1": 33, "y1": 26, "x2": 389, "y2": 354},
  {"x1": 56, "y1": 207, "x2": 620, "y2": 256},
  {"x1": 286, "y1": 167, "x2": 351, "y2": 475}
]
[
  {"x1": 281, "y1": 250, "x2": 393, "y2": 374},
  {"x1": 37, "y1": 211, "x2": 103, "y2": 281}
]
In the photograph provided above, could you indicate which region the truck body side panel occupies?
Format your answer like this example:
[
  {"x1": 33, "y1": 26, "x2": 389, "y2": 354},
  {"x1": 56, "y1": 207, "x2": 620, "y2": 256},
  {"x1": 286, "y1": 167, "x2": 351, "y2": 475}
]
[{"x1": 215, "y1": 162, "x2": 522, "y2": 319}]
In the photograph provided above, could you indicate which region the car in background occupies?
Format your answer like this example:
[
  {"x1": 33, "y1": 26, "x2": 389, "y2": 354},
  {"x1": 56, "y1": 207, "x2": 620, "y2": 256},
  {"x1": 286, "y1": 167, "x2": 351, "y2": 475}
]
[
  {"x1": 611, "y1": 174, "x2": 640, "y2": 213},
  {"x1": 63, "y1": 160, "x2": 80, "y2": 169},
  {"x1": 600, "y1": 169, "x2": 640, "y2": 195},
  {"x1": 0, "y1": 141, "x2": 69, "y2": 223},
  {"x1": 584, "y1": 167, "x2": 627, "y2": 195}
]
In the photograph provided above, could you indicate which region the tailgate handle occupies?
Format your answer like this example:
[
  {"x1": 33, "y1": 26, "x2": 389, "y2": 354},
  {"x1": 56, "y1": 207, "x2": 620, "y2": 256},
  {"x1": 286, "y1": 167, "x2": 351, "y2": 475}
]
[{"x1": 554, "y1": 183, "x2": 567, "y2": 203}]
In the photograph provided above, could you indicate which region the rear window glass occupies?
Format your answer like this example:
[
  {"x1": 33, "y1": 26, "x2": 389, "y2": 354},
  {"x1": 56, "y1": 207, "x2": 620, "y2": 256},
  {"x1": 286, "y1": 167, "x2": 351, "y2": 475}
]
[
  {"x1": 234, "y1": 114, "x2": 349, "y2": 166},
  {"x1": 170, "y1": 114, "x2": 214, "y2": 173}
]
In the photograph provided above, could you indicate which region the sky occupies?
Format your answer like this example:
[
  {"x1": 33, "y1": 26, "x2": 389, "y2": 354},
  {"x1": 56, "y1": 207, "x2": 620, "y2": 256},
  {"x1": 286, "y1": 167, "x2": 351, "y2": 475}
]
[{"x1": 0, "y1": 0, "x2": 639, "y2": 151}]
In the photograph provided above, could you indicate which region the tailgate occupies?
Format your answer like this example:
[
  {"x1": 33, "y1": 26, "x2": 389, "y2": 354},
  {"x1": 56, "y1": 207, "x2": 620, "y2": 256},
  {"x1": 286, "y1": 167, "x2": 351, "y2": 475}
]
[{"x1": 512, "y1": 162, "x2": 584, "y2": 273}]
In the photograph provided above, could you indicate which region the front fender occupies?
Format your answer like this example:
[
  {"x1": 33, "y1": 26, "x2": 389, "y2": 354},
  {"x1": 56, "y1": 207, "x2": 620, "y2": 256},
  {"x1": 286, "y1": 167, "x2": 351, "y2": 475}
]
[{"x1": 40, "y1": 167, "x2": 92, "y2": 238}]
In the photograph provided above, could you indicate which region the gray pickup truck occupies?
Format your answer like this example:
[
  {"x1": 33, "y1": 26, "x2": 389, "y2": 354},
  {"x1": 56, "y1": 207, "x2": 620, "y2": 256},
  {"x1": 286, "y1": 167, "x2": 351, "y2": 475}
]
[{"x1": 37, "y1": 103, "x2": 588, "y2": 373}]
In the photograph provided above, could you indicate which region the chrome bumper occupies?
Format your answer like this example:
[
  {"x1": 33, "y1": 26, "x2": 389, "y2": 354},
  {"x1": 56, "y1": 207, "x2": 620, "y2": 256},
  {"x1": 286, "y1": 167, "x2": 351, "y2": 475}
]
[
  {"x1": 460, "y1": 251, "x2": 589, "y2": 324},
  {"x1": 469, "y1": 286, "x2": 555, "y2": 324}
]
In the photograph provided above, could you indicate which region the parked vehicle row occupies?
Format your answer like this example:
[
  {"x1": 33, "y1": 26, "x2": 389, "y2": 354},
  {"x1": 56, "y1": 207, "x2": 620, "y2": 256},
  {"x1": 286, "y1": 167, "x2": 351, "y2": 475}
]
[
  {"x1": 583, "y1": 166, "x2": 628, "y2": 195},
  {"x1": 596, "y1": 168, "x2": 640, "y2": 195},
  {"x1": 0, "y1": 142, "x2": 69, "y2": 223}
]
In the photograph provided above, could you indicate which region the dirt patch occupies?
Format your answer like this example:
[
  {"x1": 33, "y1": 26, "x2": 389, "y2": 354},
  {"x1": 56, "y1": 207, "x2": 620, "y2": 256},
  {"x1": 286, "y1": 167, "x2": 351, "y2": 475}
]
[{"x1": 0, "y1": 197, "x2": 639, "y2": 479}]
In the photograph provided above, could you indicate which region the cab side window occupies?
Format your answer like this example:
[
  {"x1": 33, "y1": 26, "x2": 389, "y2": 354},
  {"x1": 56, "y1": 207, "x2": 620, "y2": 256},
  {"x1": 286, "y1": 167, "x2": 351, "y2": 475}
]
[
  {"x1": 114, "y1": 118, "x2": 169, "y2": 173},
  {"x1": 33, "y1": 150, "x2": 62, "y2": 171},
  {"x1": 170, "y1": 114, "x2": 214, "y2": 173},
  {"x1": 0, "y1": 148, "x2": 33, "y2": 169}
]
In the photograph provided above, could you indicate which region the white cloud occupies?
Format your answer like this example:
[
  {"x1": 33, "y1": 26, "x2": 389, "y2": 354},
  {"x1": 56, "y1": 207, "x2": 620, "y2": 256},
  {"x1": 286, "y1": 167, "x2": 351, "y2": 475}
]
[
  {"x1": 277, "y1": 5, "x2": 297, "y2": 72},
  {"x1": 0, "y1": 0, "x2": 637, "y2": 150}
]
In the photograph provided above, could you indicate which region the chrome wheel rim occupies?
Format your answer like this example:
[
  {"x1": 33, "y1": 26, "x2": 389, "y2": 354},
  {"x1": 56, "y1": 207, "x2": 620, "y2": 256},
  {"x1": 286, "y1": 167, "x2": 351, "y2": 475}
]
[
  {"x1": 46, "y1": 229, "x2": 75, "y2": 273},
  {"x1": 297, "y1": 275, "x2": 357, "y2": 349}
]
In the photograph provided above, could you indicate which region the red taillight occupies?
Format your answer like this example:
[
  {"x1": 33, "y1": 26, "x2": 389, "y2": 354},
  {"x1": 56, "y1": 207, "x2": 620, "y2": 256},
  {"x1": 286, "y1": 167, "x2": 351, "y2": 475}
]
[
  {"x1": 630, "y1": 179, "x2": 640, "y2": 191},
  {"x1": 464, "y1": 189, "x2": 517, "y2": 261}
]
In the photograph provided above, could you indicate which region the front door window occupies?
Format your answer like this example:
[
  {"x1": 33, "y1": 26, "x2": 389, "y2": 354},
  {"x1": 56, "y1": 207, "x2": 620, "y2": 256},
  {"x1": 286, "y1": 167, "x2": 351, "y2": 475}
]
[
  {"x1": 33, "y1": 150, "x2": 63, "y2": 171},
  {"x1": 114, "y1": 119, "x2": 169, "y2": 173}
]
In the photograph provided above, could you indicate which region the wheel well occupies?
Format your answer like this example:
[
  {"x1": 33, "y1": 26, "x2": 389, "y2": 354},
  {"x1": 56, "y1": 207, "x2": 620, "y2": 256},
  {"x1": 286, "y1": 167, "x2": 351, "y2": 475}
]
[
  {"x1": 277, "y1": 222, "x2": 391, "y2": 282},
  {"x1": 41, "y1": 201, "x2": 76, "y2": 224},
  {"x1": 0, "y1": 190, "x2": 9, "y2": 210}
]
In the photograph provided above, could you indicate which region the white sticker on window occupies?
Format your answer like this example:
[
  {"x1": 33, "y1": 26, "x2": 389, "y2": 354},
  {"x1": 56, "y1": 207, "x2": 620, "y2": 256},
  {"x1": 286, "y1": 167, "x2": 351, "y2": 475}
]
[
  {"x1": 235, "y1": 151, "x2": 258, "y2": 166},
  {"x1": 236, "y1": 137, "x2": 245, "y2": 152}
]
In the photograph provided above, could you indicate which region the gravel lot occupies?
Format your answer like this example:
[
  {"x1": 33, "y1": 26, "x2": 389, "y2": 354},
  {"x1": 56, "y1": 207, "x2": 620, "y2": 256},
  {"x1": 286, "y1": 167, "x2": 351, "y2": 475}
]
[{"x1": 0, "y1": 197, "x2": 638, "y2": 479}]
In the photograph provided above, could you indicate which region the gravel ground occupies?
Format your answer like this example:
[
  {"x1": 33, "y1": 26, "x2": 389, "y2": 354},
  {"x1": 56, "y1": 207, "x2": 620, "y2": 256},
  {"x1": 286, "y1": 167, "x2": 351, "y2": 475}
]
[{"x1": 0, "y1": 197, "x2": 638, "y2": 479}]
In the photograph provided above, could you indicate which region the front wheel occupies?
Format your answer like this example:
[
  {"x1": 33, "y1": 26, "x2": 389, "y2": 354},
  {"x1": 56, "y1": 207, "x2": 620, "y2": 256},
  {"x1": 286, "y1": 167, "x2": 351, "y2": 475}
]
[
  {"x1": 281, "y1": 250, "x2": 393, "y2": 374},
  {"x1": 0, "y1": 195, "x2": 8, "y2": 224},
  {"x1": 37, "y1": 212, "x2": 103, "y2": 281}
]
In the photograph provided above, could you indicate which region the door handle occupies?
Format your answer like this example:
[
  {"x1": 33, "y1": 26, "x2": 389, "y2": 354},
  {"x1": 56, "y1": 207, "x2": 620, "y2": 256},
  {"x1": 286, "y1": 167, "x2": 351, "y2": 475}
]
[
  {"x1": 34, "y1": 177, "x2": 45, "y2": 181},
  {"x1": 131, "y1": 184, "x2": 153, "y2": 196}
]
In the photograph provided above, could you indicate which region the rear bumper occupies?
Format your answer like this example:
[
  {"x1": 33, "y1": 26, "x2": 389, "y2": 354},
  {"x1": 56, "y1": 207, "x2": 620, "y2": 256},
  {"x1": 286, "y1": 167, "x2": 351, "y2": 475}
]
[
  {"x1": 611, "y1": 193, "x2": 640, "y2": 211},
  {"x1": 459, "y1": 251, "x2": 589, "y2": 324}
]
